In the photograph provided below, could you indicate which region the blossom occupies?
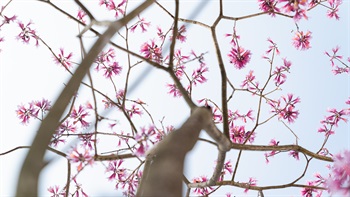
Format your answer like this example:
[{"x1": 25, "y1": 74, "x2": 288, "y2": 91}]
[
  {"x1": 269, "y1": 94, "x2": 300, "y2": 123},
  {"x1": 140, "y1": 40, "x2": 163, "y2": 63},
  {"x1": 102, "y1": 61, "x2": 122, "y2": 78},
  {"x1": 100, "y1": 0, "x2": 126, "y2": 17},
  {"x1": 70, "y1": 105, "x2": 90, "y2": 128},
  {"x1": 191, "y1": 64, "x2": 208, "y2": 85},
  {"x1": 126, "y1": 104, "x2": 142, "y2": 118},
  {"x1": 228, "y1": 46, "x2": 251, "y2": 69},
  {"x1": 106, "y1": 160, "x2": 127, "y2": 181},
  {"x1": 265, "y1": 38, "x2": 280, "y2": 55},
  {"x1": 16, "y1": 103, "x2": 36, "y2": 124},
  {"x1": 326, "y1": 0, "x2": 342, "y2": 20},
  {"x1": 0, "y1": 14, "x2": 17, "y2": 29},
  {"x1": 289, "y1": 150, "x2": 300, "y2": 160},
  {"x1": 16, "y1": 20, "x2": 39, "y2": 46},
  {"x1": 273, "y1": 58, "x2": 292, "y2": 86},
  {"x1": 244, "y1": 177, "x2": 257, "y2": 193},
  {"x1": 258, "y1": 0, "x2": 280, "y2": 16},
  {"x1": 130, "y1": 15, "x2": 150, "y2": 32},
  {"x1": 47, "y1": 185, "x2": 65, "y2": 197},
  {"x1": 292, "y1": 30, "x2": 312, "y2": 50},
  {"x1": 171, "y1": 24, "x2": 187, "y2": 42},
  {"x1": 72, "y1": 177, "x2": 89, "y2": 197},
  {"x1": 134, "y1": 126, "x2": 156, "y2": 156},
  {"x1": 67, "y1": 147, "x2": 93, "y2": 171},
  {"x1": 264, "y1": 139, "x2": 279, "y2": 163},
  {"x1": 241, "y1": 70, "x2": 260, "y2": 93},
  {"x1": 77, "y1": 9, "x2": 87, "y2": 24},
  {"x1": 229, "y1": 124, "x2": 255, "y2": 144},
  {"x1": 325, "y1": 46, "x2": 343, "y2": 67},
  {"x1": 300, "y1": 181, "x2": 317, "y2": 197},
  {"x1": 326, "y1": 150, "x2": 350, "y2": 196},
  {"x1": 54, "y1": 48, "x2": 73, "y2": 69},
  {"x1": 166, "y1": 83, "x2": 182, "y2": 97},
  {"x1": 192, "y1": 176, "x2": 213, "y2": 195},
  {"x1": 278, "y1": 0, "x2": 308, "y2": 21},
  {"x1": 79, "y1": 133, "x2": 96, "y2": 150}
]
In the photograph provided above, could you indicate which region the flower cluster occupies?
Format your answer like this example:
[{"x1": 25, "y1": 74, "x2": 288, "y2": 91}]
[
  {"x1": 272, "y1": 58, "x2": 292, "y2": 86},
  {"x1": 140, "y1": 39, "x2": 163, "y2": 63},
  {"x1": 268, "y1": 93, "x2": 300, "y2": 123},
  {"x1": 67, "y1": 146, "x2": 94, "y2": 171},
  {"x1": 53, "y1": 48, "x2": 73, "y2": 69},
  {"x1": 16, "y1": 98, "x2": 51, "y2": 124},
  {"x1": 70, "y1": 105, "x2": 91, "y2": 128},
  {"x1": 292, "y1": 30, "x2": 312, "y2": 50},
  {"x1": 325, "y1": 46, "x2": 349, "y2": 75},
  {"x1": 130, "y1": 15, "x2": 150, "y2": 32},
  {"x1": 134, "y1": 125, "x2": 156, "y2": 156},
  {"x1": 318, "y1": 99, "x2": 350, "y2": 136},
  {"x1": 192, "y1": 176, "x2": 213, "y2": 195},
  {"x1": 241, "y1": 70, "x2": 260, "y2": 93},
  {"x1": 95, "y1": 48, "x2": 122, "y2": 78},
  {"x1": 16, "y1": 20, "x2": 39, "y2": 46},
  {"x1": 326, "y1": 150, "x2": 350, "y2": 196},
  {"x1": 226, "y1": 28, "x2": 252, "y2": 69},
  {"x1": 99, "y1": 0, "x2": 126, "y2": 17}
]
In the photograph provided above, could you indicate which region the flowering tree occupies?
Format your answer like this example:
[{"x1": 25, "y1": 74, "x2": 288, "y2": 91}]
[{"x1": 0, "y1": 0, "x2": 349, "y2": 196}]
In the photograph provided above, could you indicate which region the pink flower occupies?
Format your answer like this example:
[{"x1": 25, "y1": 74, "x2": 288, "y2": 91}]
[
  {"x1": 258, "y1": 0, "x2": 280, "y2": 16},
  {"x1": 130, "y1": 15, "x2": 150, "y2": 32},
  {"x1": 72, "y1": 177, "x2": 89, "y2": 197},
  {"x1": 244, "y1": 177, "x2": 257, "y2": 193},
  {"x1": 54, "y1": 48, "x2": 73, "y2": 69},
  {"x1": 300, "y1": 181, "x2": 317, "y2": 197},
  {"x1": 265, "y1": 38, "x2": 280, "y2": 55},
  {"x1": 292, "y1": 30, "x2": 312, "y2": 50},
  {"x1": 326, "y1": 150, "x2": 350, "y2": 196},
  {"x1": 67, "y1": 147, "x2": 93, "y2": 171},
  {"x1": 273, "y1": 58, "x2": 292, "y2": 86},
  {"x1": 16, "y1": 103, "x2": 36, "y2": 124},
  {"x1": 166, "y1": 83, "x2": 182, "y2": 97},
  {"x1": 325, "y1": 46, "x2": 343, "y2": 67},
  {"x1": 100, "y1": 0, "x2": 126, "y2": 17},
  {"x1": 0, "y1": 14, "x2": 17, "y2": 29},
  {"x1": 126, "y1": 104, "x2": 142, "y2": 118},
  {"x1": 327, "y1": 0, "x2": 342, "y2": 19},
  {"x1": 264, "y1": 139, "x2": 280, "y2": 163},
  {"x1": 79, "y1": 134, "x2": 96, "y2": 150},
  {"x1": 57, "y1": 120, "x2": 77, "y2": 134},
  {"x1": 192, "y1": 176, "x2": 213, "y2": 195},
  {"x1": 77, "y1": 9, "x2": 87, "y2": 24},
  {"x1": 229, "y1": 124, "x2": 255, "y2": 144},
  {"x1": 228, "y1": 46, "x2": 252, "y2": 69},
  {"x1": 106, "y1": 160, "x2": 127, "y2": 181},
  {"x1": 191, "y1": 64, "x2": 208, "y2": 85},
  {"x1": 47, "y1": 185, "x2": 65, "y2": 197},
  {"x1": 269, "y1": 94, "x2": 300, "y2": 123},
  {"x1": 70, "y1": 105, "x2": 90, "y2": 128},
  {"x1": 16, "y1": 20, "x2": 39, "y2": 46},
  {"x1": 289, "y1": 150, "x2": 300, "y2": 160},
  {"x1": 102, "y1": 61, "x2": 122, "y2": 78},
  {"x1": 134, "y1": 126, "x2": 156, "y2": 156},
  {"x1": 241, "y1": 70, "x2": 260, "y2": 93},
  {"x1": 140, "y1": 40, "x2": 162, "y2": 63},
  {"x1": 171, "y1": 25, "x2": 187, "y2": 43}
]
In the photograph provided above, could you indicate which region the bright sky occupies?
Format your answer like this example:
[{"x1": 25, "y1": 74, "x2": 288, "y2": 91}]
[{"x1": 0, "y1": 0, "x2": 349, "y2": 196}]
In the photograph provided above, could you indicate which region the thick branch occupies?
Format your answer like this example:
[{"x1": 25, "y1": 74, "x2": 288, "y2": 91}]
[{"x1": 15, "y1": 1, "x2": 154, "y2": 196}]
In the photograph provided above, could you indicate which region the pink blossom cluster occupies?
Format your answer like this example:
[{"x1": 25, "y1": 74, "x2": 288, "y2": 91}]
[
  {"x1": 268, "y1": 93, "x2": 300, "y2": 123},
  {"x1": 16, "y1": 98, "x2": 51, "y2": 124},
  {"x1": 318, "y1": 98, "x2": 350, "y2": 136},
  {"x1": 258, "y1": 0, "x2": 342, "y2": 20},
  {"x1": 325, "y1": 46, "x2": 350, "y2": 75},
  {"x1": 95, "y1": 48, "x2": 123, "y2": 78}
]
